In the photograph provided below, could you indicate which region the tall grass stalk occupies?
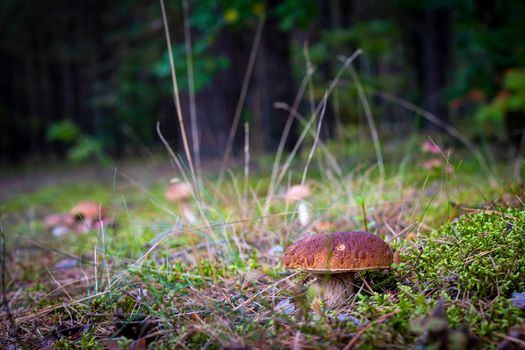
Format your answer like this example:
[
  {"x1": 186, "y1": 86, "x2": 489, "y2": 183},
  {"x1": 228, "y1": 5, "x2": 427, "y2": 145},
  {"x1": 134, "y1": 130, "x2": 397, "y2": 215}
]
[
  {"x1": 182, "y1": 0, "x2": 202, "y2": 188},
  {"x1": 159, "y1": 0, "x2": 196, "y2": 185},
  {"x1": 347, "y1": 65, "x2": 385, "y2": 190},
  {"x1": 262, "y1": 50, "x2": 361, "y2": 222},
  {"x1": 219, "y1": 16, "x2": 265, "y2": 183},
  {"x1": 368, "y1": 87, "x2": 496, "y2": 186}
]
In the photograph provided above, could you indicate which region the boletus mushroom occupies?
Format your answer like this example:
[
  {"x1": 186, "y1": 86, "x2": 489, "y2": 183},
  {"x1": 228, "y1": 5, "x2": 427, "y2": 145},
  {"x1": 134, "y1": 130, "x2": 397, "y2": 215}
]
[
  {"x1": 70, "y1": 201, "x2": 108, "y2": 233},
  {"x1": 282, "y1": 231, "x2": 393, "y2": 307},
  {"x1": 71, "y1": 201, "x2": 107, "y2": 221},
  {"x1": 165, "y1": 178, "x2": 196, "y2": 223}
]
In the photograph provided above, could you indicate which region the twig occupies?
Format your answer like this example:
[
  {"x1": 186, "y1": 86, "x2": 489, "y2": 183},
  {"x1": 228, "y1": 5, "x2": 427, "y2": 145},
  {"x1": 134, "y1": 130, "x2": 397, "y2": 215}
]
[
  {"x1": 495, "y1": 333, "x2": 525, "y2": 348},
  {"x1": 343, "y1": 309, "x2": 400, "y2": 350},
  {"x1": 47, "y1": 270, "x2": 73, "y2": 301},
  {"x1": 356, "y1": 273, "x2": 374, "y2": 294}
]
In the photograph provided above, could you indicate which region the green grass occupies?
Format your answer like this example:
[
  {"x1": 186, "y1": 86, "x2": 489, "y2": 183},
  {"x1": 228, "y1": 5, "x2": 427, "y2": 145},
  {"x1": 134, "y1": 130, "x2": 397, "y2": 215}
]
[{"x1": 1, "y1": 152, "x2": 524, "y2": 349}]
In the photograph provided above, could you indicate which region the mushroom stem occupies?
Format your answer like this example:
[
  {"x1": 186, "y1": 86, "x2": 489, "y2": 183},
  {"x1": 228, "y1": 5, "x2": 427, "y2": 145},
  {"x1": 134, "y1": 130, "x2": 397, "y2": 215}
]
[
  {"x1": 181, "y1": 203, "x2": 196, "y2": 224},
  {"x1": 317, "y1": 272, "x2": 355, "y2": 308},
  {"x1": 297, "y1": 201, "x2": 310, "y2": 226}
]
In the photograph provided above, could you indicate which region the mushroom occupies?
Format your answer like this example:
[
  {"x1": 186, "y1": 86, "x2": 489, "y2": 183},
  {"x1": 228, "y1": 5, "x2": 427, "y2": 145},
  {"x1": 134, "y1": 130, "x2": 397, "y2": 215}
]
[
  {"x1": 43, "y1": 213, "x2": 75, "y2": 236},
  {"x1": 43, "y1": 213, "x2": 75, "y2": 230},
  {"x1": 71, "y1": 201, "x2": 107, "y2": 220},
  {"x1": 70, "y1": 201, "x2": 108, "y2": 233},
  {"x1": 284, "y1": 184, "x2": 311, "y2": 227},
  {"x1": 421, "y1": 140, "x2": 442, "y2": 155},
  {"x1": 282, "y1": 231, "x2": 393, "y2": 308},
  {"x1": 165, "y1": 178, "x2": 196, "y2": 223}
]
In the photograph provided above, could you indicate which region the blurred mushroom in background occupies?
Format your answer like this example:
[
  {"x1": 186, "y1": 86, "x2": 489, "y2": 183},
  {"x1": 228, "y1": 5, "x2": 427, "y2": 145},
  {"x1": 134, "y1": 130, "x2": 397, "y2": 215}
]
[
  {"x1": 285, "y1": 184, "x2": 311, "y2": 227},
  {"x1": 43, "y1": 213, "x2": 75, "y2": 236},
  {"x1": 421, "y1": 140, "x2": 442, "y2": 155},
  {"x1": 43, "y1": 200, "x2": 114, "y2": 235},
  {"x1": 70, "y1": 200, "x2": 113, "y2": 233},
  {"x1": 165, "y1": 178, "x2": 196, "y2": 223}
]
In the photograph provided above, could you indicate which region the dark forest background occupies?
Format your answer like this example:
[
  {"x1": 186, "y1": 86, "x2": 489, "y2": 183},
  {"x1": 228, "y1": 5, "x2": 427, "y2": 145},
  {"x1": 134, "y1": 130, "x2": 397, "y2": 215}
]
[{"x1": 1, "y1": 0, "x2": 525, "y2": 165}]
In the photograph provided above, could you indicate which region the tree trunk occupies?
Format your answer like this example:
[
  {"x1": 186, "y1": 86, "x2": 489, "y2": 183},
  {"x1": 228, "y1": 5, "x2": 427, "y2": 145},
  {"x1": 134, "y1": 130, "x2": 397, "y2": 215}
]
[
  {"x1": 421, "y1": 7, "x2": 451, "y2": 130},
  {"x1": 188, "y1": 28, "x2": 246, "y2": 159},
  {"x1": 253, "y1": 14, "x2": 297, "y2": 151}
]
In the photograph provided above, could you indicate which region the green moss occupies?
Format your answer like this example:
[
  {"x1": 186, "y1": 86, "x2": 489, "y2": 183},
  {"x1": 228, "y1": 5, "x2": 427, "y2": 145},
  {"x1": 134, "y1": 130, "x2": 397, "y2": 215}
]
[
  {"x1": 355, "y1": 209, "x2": 525, "y2": 347},
  {"x1": 413, "y1": 209, "x2": 525, "y2": 301}
]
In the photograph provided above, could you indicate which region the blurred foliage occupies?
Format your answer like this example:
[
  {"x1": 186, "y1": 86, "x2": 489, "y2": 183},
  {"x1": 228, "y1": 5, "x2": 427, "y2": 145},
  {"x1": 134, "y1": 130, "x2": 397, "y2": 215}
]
[
  {"x1": 476, "y1": 68, "x2": 525, "y2": 139},
  {"x1": 67, "y1": 136, "x2": 109, "y2": 164},
  {"x1": 47, "y1": 120, "x2": 109, "y2": 163},
  {"x1": 449, "y1": 1, "x2": 525, "y2": 99},
  {"x1": 46, "y1": 120, "x2": 81, "y2": 143},
  {"x1": 274, "y1": 0, "x2": 318, "y2": 31},
  {"x1": 300, "y1": 18, "x2": 404, "y2": 123},
  {"x1": 2, "y1": 0, "x2": 525, "y2": 161},
  {"x1": 154, "y1": 42, "x2": 231, "y2": 92}
]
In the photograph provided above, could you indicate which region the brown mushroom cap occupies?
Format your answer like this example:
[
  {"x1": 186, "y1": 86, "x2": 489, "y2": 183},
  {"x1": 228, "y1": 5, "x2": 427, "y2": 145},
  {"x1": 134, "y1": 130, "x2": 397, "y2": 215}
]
[
  {"x1": 282, "y1": 231, "x2": 393, "y2": 273},
  {"x1": 70, "y1": 201, "x2": 107, "y2": 220},
  {"x1": 165, "y1": 180, "x2": 192, "y2": 202}
]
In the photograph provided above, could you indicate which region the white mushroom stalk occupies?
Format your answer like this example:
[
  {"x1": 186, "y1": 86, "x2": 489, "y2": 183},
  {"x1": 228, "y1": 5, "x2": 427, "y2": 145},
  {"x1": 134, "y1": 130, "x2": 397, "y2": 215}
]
[
  {"x1": 297, "y1": 201, "x2": 310, "y2": 227},
  {"x1": 165, "y1": 178, "x2": 196, "y2": 224},
  {"x1": 44, "y1": 213, "x2": 76, "y2": 237},
  {"x1": 180, "y1": 203, "x2": 196, "y2": 224},
  {"x1": 285, "y1": 184, "x2": 311, "y2": 227}
]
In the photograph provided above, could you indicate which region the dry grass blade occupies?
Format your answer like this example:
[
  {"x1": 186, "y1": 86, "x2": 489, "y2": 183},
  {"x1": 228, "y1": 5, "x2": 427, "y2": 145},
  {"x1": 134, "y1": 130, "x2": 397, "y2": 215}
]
[
  {"x1": 219, "y1": 16, "x2": 265, "y2": 182},
  {"x1": 182, "y1": 0, "x2": 202, "y2": 186},
  {"x1": 232, "y1": 272, "x2": 299, "y2": 311},
  {"x1": 347, "y1": 65, "x2": 384, "y2": 189},
  {"x1": 159, "y1": 0, "x2": 196, "y2": 183},
  {"x1": 262, "y1": 50, "x2": 361, "y2": 221},
  {"x1": 262, "y1": 66, "x2": 316, "y2": 220},
  {"x1": 273, "y1": 102, "x2": 342, "y2": 177},
  {"x1": 343, "y1": 309, "x2": 400, "y2": 350},
  {"x1": 300, "y1": 93, "x2": 328, "y2": 186},
  {"x1": 368, "y1": 87, "x2": 495, "y2": 185}
]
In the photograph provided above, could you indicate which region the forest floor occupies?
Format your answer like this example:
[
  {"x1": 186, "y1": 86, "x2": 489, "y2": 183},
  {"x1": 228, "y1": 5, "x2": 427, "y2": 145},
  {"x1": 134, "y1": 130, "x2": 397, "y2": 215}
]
[{"x1": 1, "y1": 144, "x2": 524, "y2": 349}]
